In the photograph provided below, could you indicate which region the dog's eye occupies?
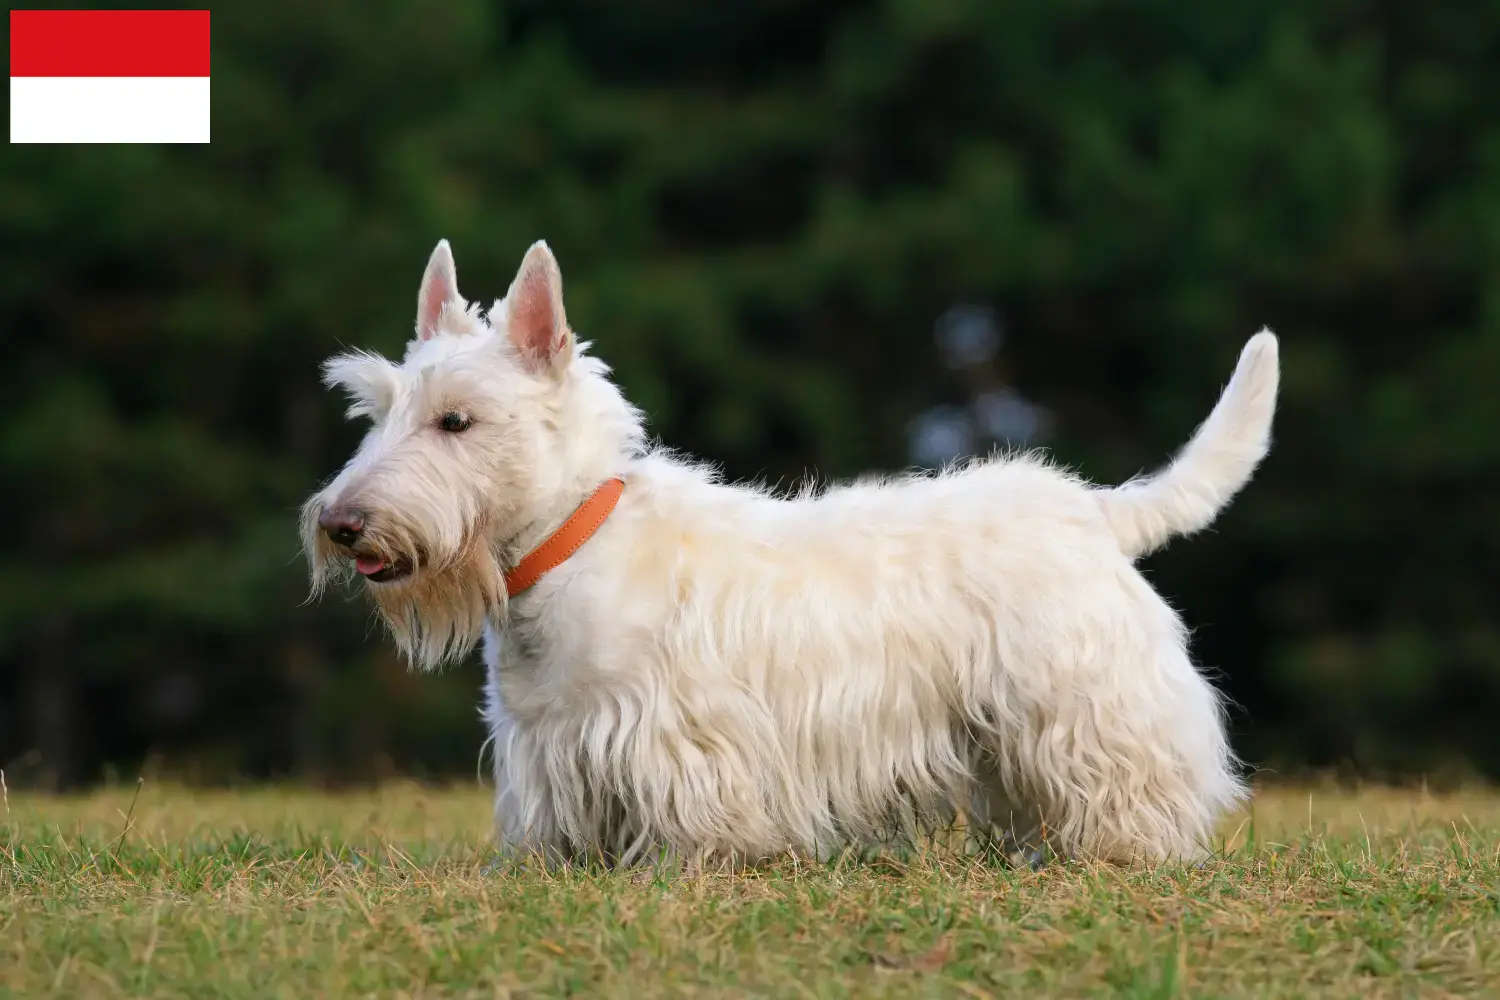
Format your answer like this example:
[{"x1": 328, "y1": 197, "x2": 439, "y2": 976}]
[{"x1": 438, "y1": 411, "x2": 472, "y2": 433}]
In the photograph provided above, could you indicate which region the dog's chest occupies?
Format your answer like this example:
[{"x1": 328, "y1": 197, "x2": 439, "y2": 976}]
[{"x1": 487, "y1": 597, "x2": 613, "y2": 723}]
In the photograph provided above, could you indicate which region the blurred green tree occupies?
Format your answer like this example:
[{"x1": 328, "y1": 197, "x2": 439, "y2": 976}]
[{"x1": 2, "y1": 0, "x2": 1497, "y2": 786}]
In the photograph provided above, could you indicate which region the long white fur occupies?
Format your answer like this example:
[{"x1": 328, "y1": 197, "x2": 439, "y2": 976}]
[{"x1": 304, "y1": 239, "x2": 1281, "y2": 866}]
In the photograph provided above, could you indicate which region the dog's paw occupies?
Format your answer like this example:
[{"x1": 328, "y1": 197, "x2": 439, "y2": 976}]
[{"x1": 1006, "y1": 844, "x2": 1050, "y2": 870}]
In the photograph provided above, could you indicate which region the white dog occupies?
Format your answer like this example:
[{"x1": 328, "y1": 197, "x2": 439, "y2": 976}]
[{"x1": 303, "y1": 239, "x2": 1279, "y2": 867}]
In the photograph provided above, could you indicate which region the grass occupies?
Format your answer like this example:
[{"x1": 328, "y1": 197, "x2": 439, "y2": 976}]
[{"x1": 3, "y1": 781, "x2": 1499, "y2": 998}]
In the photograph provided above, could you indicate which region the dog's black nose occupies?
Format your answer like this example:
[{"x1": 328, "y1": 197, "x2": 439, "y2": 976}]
[{"x1": 318, "y1": 507, "x2": 365, "y2": 547}]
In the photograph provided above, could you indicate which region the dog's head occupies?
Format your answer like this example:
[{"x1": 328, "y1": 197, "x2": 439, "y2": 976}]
[{"x1": 302, "y1": 240, "x2": 642, "y2": 669}]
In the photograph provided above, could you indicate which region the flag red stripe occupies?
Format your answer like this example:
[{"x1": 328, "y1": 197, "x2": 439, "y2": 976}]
[{"x1": 10, "y1": 10, "x2": 210, "y2": 77}]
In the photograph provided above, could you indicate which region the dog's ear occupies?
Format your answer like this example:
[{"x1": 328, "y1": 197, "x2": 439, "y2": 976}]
[
  {"x1": 322, "y1": 350, "x2": 401, "y2": 421},
  {"x1": 416, "y1": 239, "x2": 464, "y2": 342},
  {"x1": 504, "y1": 240, "x2": 573, "y2": 375}
]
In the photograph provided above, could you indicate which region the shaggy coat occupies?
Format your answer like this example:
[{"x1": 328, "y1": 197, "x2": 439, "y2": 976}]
[{"x1": 304, "y1": 239, "x2": 1280, "y2": 866}]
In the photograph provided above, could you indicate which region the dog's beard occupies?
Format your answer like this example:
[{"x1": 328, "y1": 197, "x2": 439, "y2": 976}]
[
  {"x1": 302, "y1": 501, "x2": 508, "y2": 671},
  {"x1": 365, "y1": 537, "x2": 507, "y2": 670}
]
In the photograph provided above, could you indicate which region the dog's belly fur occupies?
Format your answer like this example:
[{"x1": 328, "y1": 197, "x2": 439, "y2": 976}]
[{"x1": 481, "y1": 452, "x2": 1244, "y2": 865}]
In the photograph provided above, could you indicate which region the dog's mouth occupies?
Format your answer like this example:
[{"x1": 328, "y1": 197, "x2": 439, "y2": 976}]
[{"x1": 353, "y1": 554, "x2": 413, "y2": 584}]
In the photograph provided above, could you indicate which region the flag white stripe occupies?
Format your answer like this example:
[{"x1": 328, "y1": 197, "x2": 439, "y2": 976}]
[{"x1": 10, "y1": 77, "x2": 210, "y2": 144}]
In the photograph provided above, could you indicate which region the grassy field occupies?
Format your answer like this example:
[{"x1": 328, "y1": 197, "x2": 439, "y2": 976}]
[{"x1": 3, "y1": 781, "x2": 1498, "y2": 998}]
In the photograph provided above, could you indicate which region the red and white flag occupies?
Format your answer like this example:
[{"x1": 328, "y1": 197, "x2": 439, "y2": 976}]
[{"x1": 10, "y1": 10, "x2": 210, "y2": 143}]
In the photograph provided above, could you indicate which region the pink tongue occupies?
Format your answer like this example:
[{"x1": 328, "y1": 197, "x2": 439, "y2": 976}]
[{"x1": 355, "y1": 556, "x2": 386, "y2": 576}]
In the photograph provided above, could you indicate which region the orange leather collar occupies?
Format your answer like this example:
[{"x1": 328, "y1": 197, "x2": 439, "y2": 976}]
[{"x1": 505, "y1": 478, "x2": 626, "y2": 598}]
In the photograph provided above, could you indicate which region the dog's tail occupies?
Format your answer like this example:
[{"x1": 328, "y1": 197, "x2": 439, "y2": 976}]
[{"x1": 1099, "y1": 329, "x2": 1279, "y2": 559}]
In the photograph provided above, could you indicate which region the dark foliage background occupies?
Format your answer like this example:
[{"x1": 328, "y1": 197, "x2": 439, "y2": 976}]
[{"x1": 3, "y1": 0, "x2": 1498, "y2": 788}]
